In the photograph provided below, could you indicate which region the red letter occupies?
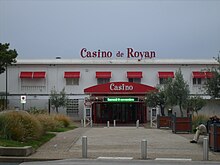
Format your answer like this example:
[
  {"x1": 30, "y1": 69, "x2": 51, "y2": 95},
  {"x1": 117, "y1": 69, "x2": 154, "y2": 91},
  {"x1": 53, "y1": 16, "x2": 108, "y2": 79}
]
[
  {"x1": 127, "y1": 48, "x2": 133, "y2": 58},
  {"x1": 80, "y1": 48, "x2": 87, "y2": 58}
]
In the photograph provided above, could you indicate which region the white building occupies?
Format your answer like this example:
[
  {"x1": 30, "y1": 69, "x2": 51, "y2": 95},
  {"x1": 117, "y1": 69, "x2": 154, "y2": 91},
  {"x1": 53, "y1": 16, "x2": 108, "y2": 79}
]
[{"x1": 0, "y1": 58, "x2": 219, "y2": 123}]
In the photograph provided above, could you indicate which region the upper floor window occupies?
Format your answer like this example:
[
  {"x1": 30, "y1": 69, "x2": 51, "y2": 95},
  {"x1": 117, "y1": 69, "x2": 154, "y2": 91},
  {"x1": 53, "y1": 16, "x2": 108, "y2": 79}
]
[
  {"x1": 158, "y1": 72, "x2": 174, "y2": 85},
  {"x1": 96, "y1": 71, "x2": 111, "y2": 85},
  {"x1": 193, "y1": 78, "x2": 202, "y2": 85},
  {"x1": 192, "y1": 71, "x2": 212, "y2": 85},
  {"x1": 66, "y1": 78, "x2": 79, "y2": 85},
  {"x1": 128, "y1": 78, "x2": 141, "y2": 84},
  {"x1": 19, "y1": 71, "x2": 46, "y2": 92},
  {"x1": 127, "y1": 71, "x2": 142, "y2": 84},
  {"x1": 64, "y1": 72, "x2": 80, "y2": 86},
  {"x1": 97, "y1": 78, "x2": 110, "y2": 85}
]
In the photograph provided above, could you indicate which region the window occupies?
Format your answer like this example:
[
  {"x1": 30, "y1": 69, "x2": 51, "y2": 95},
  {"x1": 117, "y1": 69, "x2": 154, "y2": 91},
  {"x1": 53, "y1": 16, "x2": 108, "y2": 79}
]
[
  {"x1": 19, "y1": 71, "x2": 47, "y2": 92},
  {"x1": 159, "y1": 78, "x2": 169, "y2": 85},
  {"x1": 96, "y1": 72, "x2": 111, "y2": 85},
  {"x1": 127, "y1": 71, "x2": 142, "y2": 84},
  {"x1": 66, "y1": 99, "x2": 79, "y2": 117},
  {"x1": 66, "y1": 78, "x2": 79, "y2": 85},
  {"x1": 20, "y1": 79, "x2": 46, "y2": 92},
  {"x1": 97, "y1": 78, "x2": 110, "y2": 85},
  {"x1": 192, "y1": 71, "x2": 207, "y2": 86},
  {"x1": 158, "y1": 72, "x2": 174, "y2": 85},
  {"x1": 128, "y1": 78, "x2": 141, "y2": 84},
  {"x1": 193, "y1": 78, "x2": 202, "y2": 85}
]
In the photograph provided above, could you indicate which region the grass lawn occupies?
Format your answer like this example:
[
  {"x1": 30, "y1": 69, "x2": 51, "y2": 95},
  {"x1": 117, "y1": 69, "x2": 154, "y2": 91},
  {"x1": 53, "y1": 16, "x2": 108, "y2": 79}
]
[
  {"x1": 0, "y1": 125, "x2": 77, "y2": 150},
  {"x1": 52, "y1": 124, "x2": 77, "y2": 132},
  {"x1": 0, "y1": 133, "x2": 56, "y2": 150}
]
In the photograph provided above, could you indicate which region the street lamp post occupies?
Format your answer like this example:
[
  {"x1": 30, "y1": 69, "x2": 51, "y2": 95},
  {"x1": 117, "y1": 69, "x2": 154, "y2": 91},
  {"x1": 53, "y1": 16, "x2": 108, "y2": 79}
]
[{"x1": 5, "y1": 64, "x2": 8, "y2": 110}]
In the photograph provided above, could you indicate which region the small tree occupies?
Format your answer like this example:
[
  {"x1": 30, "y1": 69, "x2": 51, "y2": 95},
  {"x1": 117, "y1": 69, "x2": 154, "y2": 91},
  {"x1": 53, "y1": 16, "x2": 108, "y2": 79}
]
[
  {"x1": 145, "y1": 88, "x2": 166, "y2": 116},
  {"x1": 164, "y1": 78, "x2": 176, "y2": 111},
  {"x1": 183, "y1": 96, "x2": 206, "y2": 116},
  {"x1": 50, "y1": 88, "x2": 69, "y2": 113},
  {"x1": 165, "y1": 69, "x2": 190, "y2": 117},
  {"x1": 205, "y1": 55, "x2": 220, "y2": 99},
  {"x1": 0, "y1": 43, "x2": 18, "y2": 74}
]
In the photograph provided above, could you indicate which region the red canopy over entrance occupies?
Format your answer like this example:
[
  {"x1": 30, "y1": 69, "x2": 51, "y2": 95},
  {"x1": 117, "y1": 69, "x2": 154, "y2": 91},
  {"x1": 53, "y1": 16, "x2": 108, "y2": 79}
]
[
  {"x1": 84, "y1": 82, "x2": 155, "y2": 124},
  {"x1": 84, "y1": 82, "x2": 156, "y2": 95}
]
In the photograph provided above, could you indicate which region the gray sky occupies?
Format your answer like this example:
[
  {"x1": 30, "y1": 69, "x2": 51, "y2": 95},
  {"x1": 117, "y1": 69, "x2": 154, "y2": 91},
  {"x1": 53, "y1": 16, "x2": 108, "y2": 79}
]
[{"x1": 0, "y1": 0, "x2": 220, "y2": 59}]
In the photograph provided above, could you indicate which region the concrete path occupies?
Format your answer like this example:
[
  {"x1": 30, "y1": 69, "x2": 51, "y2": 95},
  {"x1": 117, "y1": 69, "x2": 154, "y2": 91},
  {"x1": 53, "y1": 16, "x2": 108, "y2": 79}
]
[{"x1": 28, "y1": 126, "x2": 220, "y2": 161}]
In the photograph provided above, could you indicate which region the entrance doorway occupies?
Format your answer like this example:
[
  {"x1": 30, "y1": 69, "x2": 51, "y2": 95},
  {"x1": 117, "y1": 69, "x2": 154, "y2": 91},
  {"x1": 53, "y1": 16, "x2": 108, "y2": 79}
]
[{"x1": 92, "y1": 102, "x2": 147, "y2": 124}]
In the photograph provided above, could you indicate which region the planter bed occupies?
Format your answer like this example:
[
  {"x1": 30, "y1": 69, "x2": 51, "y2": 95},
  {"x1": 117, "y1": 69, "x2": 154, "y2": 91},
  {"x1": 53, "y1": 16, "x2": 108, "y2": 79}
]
[
  {"x1": 157, "y1": 115, "x2": 172, "y2": 128},
  {"x1": 209, "y1": 123, "x2": 220, "y2": 152},
  {"x1": 171, "y1": 113, "x2": 192, "y2": 133},
  {"x1": 0, "y1": 146, "x2": 34, "y2": 156}
]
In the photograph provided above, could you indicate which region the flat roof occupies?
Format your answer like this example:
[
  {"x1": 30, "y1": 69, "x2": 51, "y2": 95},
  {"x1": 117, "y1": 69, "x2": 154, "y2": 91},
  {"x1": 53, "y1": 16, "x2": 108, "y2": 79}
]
[{"x1": 15, "y1": 58, "x2": 218, "y2": 65}]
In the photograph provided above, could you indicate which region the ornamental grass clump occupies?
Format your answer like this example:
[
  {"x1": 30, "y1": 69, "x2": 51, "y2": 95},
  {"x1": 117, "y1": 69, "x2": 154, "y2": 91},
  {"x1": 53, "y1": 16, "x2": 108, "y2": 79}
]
[
  {"x1": 53, "y1": 114, "x2": 71, "y2": 128},
  {"x1": 0, "y1": 110, "x2": 43, "y2": 141},
  {"x1": 35, "y1": 114, "x2": 61, "y2": 132}
]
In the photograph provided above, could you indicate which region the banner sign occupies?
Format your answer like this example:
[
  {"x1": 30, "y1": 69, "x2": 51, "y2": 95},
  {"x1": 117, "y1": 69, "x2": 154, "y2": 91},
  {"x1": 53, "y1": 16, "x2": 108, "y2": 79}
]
[
  {"x1": 104, "y1": 97, "x2": 139, "y2": 102},
  {"x1": 80, "y1": 47, "x2": 156, "y2": 60}
]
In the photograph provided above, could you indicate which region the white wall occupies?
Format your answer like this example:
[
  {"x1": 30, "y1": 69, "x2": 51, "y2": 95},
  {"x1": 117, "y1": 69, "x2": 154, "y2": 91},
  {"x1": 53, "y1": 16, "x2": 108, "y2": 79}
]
[{"x1": 0, "y1": 60, "x2": 218, "y2": 120}]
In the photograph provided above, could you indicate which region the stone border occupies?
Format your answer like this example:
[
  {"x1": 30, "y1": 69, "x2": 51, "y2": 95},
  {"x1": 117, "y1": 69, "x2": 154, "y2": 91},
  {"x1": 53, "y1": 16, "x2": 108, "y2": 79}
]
[{"x1": 0, "y1": 146, "x2": 34, "y2": 156}]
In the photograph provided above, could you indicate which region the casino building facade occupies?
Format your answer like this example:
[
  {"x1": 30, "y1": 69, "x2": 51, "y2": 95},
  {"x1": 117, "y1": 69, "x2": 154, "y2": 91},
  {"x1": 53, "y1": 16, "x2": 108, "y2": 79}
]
[{"x1": 0, "y1": 59, "x2": 219, "y2": 123}]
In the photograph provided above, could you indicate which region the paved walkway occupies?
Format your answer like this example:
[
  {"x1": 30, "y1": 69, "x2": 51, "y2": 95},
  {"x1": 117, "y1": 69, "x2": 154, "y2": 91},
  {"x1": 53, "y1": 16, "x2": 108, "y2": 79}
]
[{"x1": 27, "y1": 126, "x2": 220, "y2": 161}]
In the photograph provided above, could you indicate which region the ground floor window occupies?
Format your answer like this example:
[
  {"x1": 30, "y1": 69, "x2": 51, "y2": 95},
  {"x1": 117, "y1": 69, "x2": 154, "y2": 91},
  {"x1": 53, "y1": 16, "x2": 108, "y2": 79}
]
[{"x1": 66, "y1": 99, "x2": 79, "y2": 117}]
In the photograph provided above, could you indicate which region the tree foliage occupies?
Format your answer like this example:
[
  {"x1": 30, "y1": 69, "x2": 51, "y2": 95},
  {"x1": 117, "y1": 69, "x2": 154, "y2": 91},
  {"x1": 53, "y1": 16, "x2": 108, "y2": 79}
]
[
  {"x1": 205, "y1": 55, "x2": 220, "y2": 99},
  {"x1": 0, "y1": 43, "x2": 18, "y2": 74},
  {"x1": 50, "y1": 88, "x2": 69, "y2": 113},
  {"x1": 145, "y1": 88, "x2": 166, "y2": 116},
  {"x1": 164, "y1": 69, "x2": 190, "y2": 117},
  {"x1": 183, "y1": 96, "x2": 206, "y2": 116}
]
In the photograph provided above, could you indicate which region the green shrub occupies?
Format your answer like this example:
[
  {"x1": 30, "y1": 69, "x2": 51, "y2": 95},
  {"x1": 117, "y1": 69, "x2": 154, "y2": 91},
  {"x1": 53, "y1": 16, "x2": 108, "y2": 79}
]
[
  {"x1": 0, "y1": 110, "x2": 43, "y2": 141},
  {"x1": 35, "y1": 114, "x2": 61, "y2": 132},
  {"x1": 192, "y1": 115, "x2": 209, "y2": 132},
  {"x1": 53, "y1": 114, "x2": 71, "y2": 128}
]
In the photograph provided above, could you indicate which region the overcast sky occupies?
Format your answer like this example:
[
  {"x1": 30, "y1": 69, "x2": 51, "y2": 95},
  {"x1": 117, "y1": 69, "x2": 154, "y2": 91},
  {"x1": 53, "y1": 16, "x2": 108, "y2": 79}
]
[{"x1": 0, "y1": 0, "x2": 220, "y2": 60}]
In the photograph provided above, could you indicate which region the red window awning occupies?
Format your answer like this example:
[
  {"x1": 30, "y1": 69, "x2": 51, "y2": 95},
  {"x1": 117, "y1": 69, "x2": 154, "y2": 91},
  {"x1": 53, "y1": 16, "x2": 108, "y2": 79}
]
[
  {"x1": 127, "y1": 72, "x2": 143, "y2": 78},
  {"x1": 192, "y1": 72, "x2": 206, "y2": 78},
  {"x1": 20, "y1": 72, "x2": 33, "y2": 78},
  {"x1": 205, "y1": 72, "x2": 214, "y2": 78},
  {"x1": 96, "y1": 72, "x2": 112, "y2": 78},
  {"x1": 158, "y1": 72, "x2": 174, "y2": 78},
  {"x1": 64, "y1": 72, "x2": 80, "y2": 78},
  {"x1": 33, "y1": 72, "x2": 46, "y2": 78}
]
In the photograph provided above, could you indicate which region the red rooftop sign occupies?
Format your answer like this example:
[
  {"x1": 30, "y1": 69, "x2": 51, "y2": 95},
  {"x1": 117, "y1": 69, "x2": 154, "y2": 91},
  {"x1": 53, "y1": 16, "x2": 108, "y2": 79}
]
[
  {"x1": 84, "y1": 82, "x2": 156, "y2": 94},
  {"x1": 80, "y1": 47, "x2": 156, "y2": 60}
]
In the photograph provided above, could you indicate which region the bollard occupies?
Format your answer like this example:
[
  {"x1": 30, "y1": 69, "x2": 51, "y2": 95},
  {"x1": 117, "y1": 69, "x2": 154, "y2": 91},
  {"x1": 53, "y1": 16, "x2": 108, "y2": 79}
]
[
  {"x1": 90, "y1": 120, "x2": 93, "y2": 127},
  {"x1": 141, "y1": 139, "x2": 147, "y2": 159},
  {"x1": 203, "y1": 137, "x2": 209, "y2": 161},
  {"x1": 114, "y1": 120, "x2": 116, "y2": 127},
  {"x1": 107, "y1": 121, "x2": 110, "y2": 128},
  {"x1": 82, "y1": 136, "x2": 87, "y2": 158},
  {"x1": 84, "y1": 118, "x2": 86, "y2": 128},
  {"x1": 136, "y1": 120, "x2": 139, "y2": 128},
  {"x1": 81, "y1": 119, "x2": 84, "y2": 127}
]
